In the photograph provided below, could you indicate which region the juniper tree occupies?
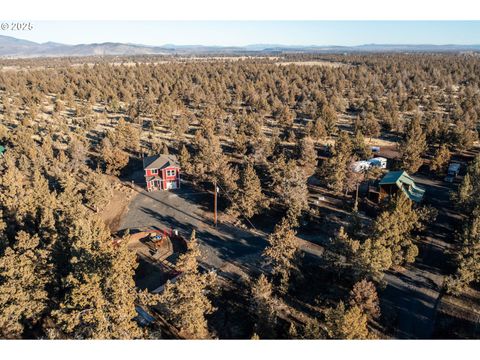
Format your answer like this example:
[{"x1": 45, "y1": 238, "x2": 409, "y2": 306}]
[
  {"x1": 399, "y1": 114, "x2": 427, "y2": 173},
  {"x1": 52, "y1": 215, "x2": 142, "y2": 339},
  {"x1": 230, "y1": 163, "x2": 268, "y2": 219},
  {"x1": 99, "y1": 137, "x2": 129, "y2": 175},
  {"x1": 263, "y1": 217, "x2": 299, "y2": 294},
  {"x1": 349, "y1": 279, "x2": 381, "y2": 320},
  {"x1": 250, "y1": 274, "x2": 277, "y2": 338},
  {"x1": 328, "y1": 226, "x2": 360, "y2": 268},
  {"x1": 179, "y1": 143, "x2": 193, "y2": 175},
  {"x1": 107, "y1": 118, "x2": 141, "y2": 153},
  {"x1": 455, "y1": 155, "x2": 480, "y2": 212},
  {"x1": 446, "y1": 209, "x2": 480, "y2": 295},
  {"x1": 83, "y1": 170, "x2": 113, "y2": 212},
  {"x1": 352, "y1": 130, "x2": 372, "y2": 160},
  {"x1": 354, "y1": 238, "x2": 392, "y2": 282},
  {"x1": 360, "y1": 113, "x2": 381, "y2": 142},
  {"x1": 322, "y1": 131, "x2": 353, "y2": 195},
  {"x1": 297, "y1": 136, "x2": 318, "y2": 176},
  {"x1": 446, "y1": 158, "x2": 480, "y2": 294},
  {"x1": 312, "y1": 118, "x2": 327, "y2": 140},
  {"x1": 371, "y1": 193, "x2": 423, "y2": 266},
  {"x1": 331, "y1": 194, "x2": 428, "y2": 282},
  {"x1": 430, "y1": 144, "x2": 451, "y2": 174},
  {"x1": 191, "y1": 127, "x2": 238, "y2": 194},
  {"x1": 453, "y1": 117, "x2": 478, "y2": 151},
  {"x1": 0, "y1": 231, "x2": 52, "y2": 339},
  {"x1": 324, "y1": 301, "x2": 370, "y2": 339},
  {"x1": 270, "y1": 155, "x2": 309, "y2": 225},
  {"x1": 321, "y1": 105, "x2": 338, "y2": 136},
  {"x1": 157, "y1": 231, "x2": 216, "y2": 339}
]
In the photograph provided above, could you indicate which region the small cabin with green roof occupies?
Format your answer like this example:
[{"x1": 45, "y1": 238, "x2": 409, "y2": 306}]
[{"x1": 378, "y1": 170, "x2": 425, "y2": 203}]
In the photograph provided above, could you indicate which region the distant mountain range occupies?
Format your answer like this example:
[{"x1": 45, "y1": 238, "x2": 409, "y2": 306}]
[{"x1": 1, "y1": 35, "x2": 480, "y2": 58}]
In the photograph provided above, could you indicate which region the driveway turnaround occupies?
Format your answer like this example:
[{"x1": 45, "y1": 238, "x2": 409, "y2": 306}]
[{"x1": 119, "y1": 183, "x2": 268, "y2": 278}]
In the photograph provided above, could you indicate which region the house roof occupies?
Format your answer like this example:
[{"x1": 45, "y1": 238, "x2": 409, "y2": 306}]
[
  {"x1": 379, "y1": 170, "x2": 425, "y2": 203},
  {"x1": 143, "y1": 154, "x2": 180, "y2": 170},
  {"x1": 0, "y1": 145, "x2": 5, "y2": 154}
]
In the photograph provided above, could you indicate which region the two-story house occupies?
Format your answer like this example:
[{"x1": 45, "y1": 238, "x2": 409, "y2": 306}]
[{"x1": 143, "y1": 154, "x2": 181, "y2": 191}]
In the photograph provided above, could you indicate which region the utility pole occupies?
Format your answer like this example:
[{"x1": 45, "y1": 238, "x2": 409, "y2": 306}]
[
  {"x1": 354, "y1": 181, "x2": 359, "y2": 212},
  {"x1": 213, "y1": 179, "x2": 218, "y2": 227}
]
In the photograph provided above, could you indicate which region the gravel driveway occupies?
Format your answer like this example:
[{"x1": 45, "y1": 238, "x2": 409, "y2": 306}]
[{"x1": 119, "y1": 182, "x2": 268, "y2": 278}]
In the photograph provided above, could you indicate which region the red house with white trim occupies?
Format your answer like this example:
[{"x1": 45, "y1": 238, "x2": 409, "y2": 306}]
[{"x1": 143, "y1": 154, "x2": 181, "y2": 191}]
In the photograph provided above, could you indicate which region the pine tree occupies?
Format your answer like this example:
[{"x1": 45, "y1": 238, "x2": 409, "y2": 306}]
[
  {"x1": 157, "y1": 231, "x2": 216, "y2": 339},
  {"x1": 263, "y1": 218, "x2": 298, "y2": 294}
]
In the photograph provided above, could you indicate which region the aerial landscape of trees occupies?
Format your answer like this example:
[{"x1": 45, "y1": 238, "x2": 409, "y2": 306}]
[{"x1": 0, "y1": 52, "x2": 479, "y2": 339}]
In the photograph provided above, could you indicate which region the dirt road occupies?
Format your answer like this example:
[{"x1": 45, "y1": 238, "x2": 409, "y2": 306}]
[{"x1": 380, "y1": 174, "x2": 459, "y2": 338}]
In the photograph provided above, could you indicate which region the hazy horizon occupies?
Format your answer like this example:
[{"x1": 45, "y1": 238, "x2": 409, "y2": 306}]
[{"x1": 1, "y1": 21, "x2": 479, "y2": 47}]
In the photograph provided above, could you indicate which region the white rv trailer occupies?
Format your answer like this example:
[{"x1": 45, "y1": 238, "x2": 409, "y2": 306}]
[
  {"x1": 368, "y1": 157, "x2": 387, "y2": 169},
  {"x1": 351, "y1": 161, "x2": 371, "y2": 173}
]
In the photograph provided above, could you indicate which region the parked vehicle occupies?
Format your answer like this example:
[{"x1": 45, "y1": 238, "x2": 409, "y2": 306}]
[
  {"x1": 444, "y1": 162, "x2": 461, "y2": 183},
  {"x1": 368, "y1": 157, "x2": 387, "y2": 169},
  {"x1": 351, "y1": 160, "x2": 371, "y2": 173}
]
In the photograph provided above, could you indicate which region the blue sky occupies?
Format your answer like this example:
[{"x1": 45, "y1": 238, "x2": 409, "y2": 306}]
[{"x1": 4, "y1": 21, "x2": 480, "y2": 46}]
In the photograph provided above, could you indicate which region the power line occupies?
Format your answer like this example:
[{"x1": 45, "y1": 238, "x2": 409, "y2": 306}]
[{"x1": 215, "y1": 182, "x2": 259, "y2": 232}]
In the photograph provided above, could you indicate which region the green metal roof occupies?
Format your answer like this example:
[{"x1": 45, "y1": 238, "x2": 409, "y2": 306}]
[
  {"x1": 379, "y1": 170, "x2": 425, "y2": 203},
  {"x1": 0, "y1": 145, "x2": 5, "y2": 154}
]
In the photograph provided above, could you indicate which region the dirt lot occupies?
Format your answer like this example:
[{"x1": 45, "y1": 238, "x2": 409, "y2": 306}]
[{"x1": 99, "y1": 178, "x2": 136, "y2": 232}]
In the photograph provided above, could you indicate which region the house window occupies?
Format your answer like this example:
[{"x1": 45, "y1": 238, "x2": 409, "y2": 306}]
[
  {"x1": 166, "y1": 169, "x2": 176, "y2": 177},
  {"x1": 151, "y1": 169, "x2": 158, "y2": 175}
]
